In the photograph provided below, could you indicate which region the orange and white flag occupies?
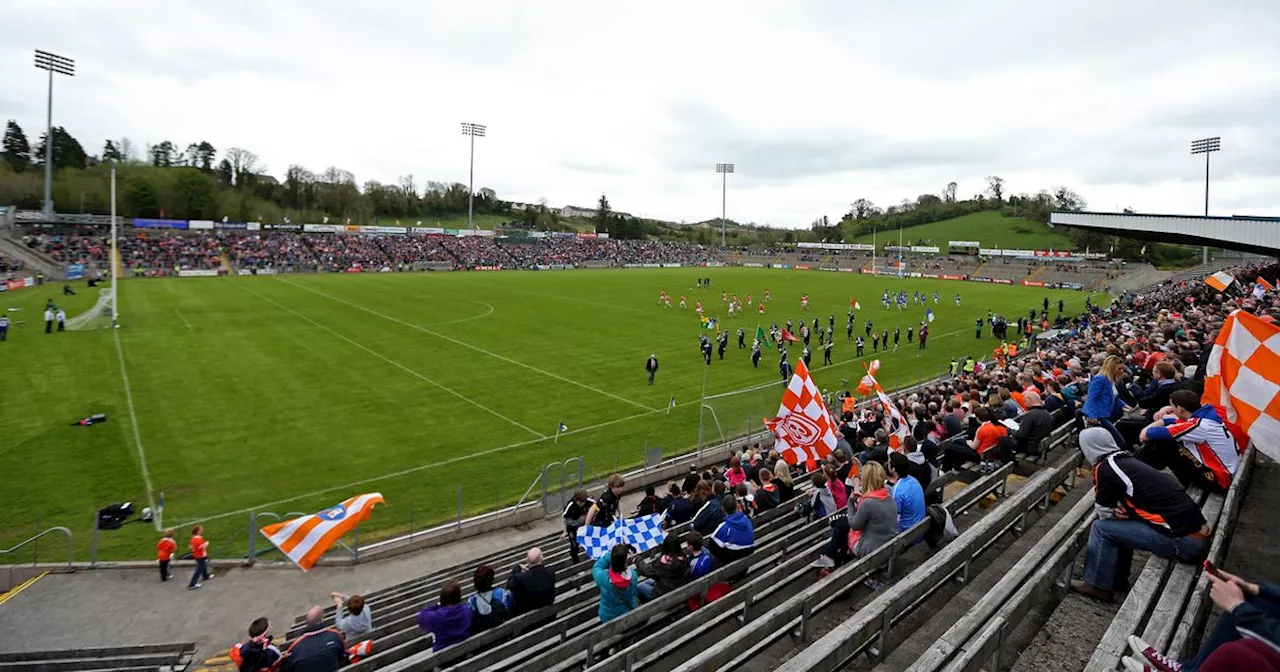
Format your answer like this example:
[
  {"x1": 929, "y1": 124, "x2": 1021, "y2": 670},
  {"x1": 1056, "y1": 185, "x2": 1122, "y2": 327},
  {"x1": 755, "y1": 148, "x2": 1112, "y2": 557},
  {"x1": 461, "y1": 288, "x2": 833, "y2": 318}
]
[
  {"x1": 765, "y1": 359, "x2": 839, "y2": 466},
  {"x1": 1205, "y1": 271, "x2": 1235, "y2": 293},
  {"x1": 260, "y1": 493, "x2": 385, "y2": 571},
  {"x1": 1257, "y1": 277, "x2": 1276, "y2": 292},
  {"x1": 1203, "y1": 310, "x2": 1280, "y2": 461}
]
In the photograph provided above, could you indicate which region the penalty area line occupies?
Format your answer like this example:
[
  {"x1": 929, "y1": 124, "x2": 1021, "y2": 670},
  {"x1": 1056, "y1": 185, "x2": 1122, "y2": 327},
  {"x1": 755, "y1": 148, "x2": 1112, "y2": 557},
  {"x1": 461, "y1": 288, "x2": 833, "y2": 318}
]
[
  {"x1": 112, "y1": 327, "x2": 160, "y2": 530},
  {"x1": 236, "y1": 283, "x2": 547, "y2": 440},
  {"x1": 278, "y1": 277, "x2": 661, "y2": 413}
]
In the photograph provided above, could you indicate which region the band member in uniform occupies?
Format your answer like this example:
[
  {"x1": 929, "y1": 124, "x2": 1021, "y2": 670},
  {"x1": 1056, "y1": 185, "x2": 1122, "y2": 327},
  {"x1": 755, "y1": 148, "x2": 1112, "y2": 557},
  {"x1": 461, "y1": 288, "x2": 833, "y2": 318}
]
[
  {"x1": 856, "y1": 335, "x2": 865, "y2": 357},
  {"x1": 701, "y1": 336, "x2": 713, "y2": 365},
  {"x1": 751, "y1": 340, "x2": 762, "y2": 368},
  {"x1": 802, "y1": 345, "x2": 812, "y2": 367},
  {"x1": 737, "y1": 327, "x2": 746, "y2": 348},
  {"x1": 822, "y1": 340, "x2": 833, "y2": 366},
  {"x1": 717, "y1": 331, "x2": 728, "y2": 360}
]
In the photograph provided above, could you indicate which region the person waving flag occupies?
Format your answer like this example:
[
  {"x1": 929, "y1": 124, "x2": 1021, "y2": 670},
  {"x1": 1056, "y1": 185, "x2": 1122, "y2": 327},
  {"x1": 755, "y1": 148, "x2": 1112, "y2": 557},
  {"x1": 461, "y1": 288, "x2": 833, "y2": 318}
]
[{"x1": 260, "y1": 493, "x2": 385, "y2": 571}]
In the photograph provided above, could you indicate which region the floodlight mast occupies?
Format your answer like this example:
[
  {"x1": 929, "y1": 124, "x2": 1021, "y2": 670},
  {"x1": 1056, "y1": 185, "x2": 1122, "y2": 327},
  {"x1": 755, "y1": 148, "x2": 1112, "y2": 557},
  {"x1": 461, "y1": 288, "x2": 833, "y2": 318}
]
[
  {"x1": 715, "y1": 163, "x2": 734, "y2": 247},
  {"x1": 1190, "y1": 136, "x2": 1221, "y2": 264},
  {"x1": 461, "y1": 123, "x2": 487, "y2": 231},
  {"x1": 34, "y1": 49, "x2": 75, "y2": 221}
]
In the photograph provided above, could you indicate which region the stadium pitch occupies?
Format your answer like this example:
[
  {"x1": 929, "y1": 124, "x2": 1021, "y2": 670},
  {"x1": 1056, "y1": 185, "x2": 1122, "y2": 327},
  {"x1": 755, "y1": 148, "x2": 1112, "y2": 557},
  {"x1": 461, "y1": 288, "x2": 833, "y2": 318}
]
[{"x1": 0, "y1": 269, "x2": 1089, "y2": 560}]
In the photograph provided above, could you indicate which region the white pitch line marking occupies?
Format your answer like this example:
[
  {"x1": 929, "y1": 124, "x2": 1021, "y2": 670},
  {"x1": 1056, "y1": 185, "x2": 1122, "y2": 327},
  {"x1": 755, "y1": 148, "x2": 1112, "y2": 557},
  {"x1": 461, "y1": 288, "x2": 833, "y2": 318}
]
[
  {"x1": 112, "y1": 327, "x2": 160, "y2": 530},
  {"x1": 237, "y1": 283, "x2": 546, "y2": 440},
  {"x1": 175, "y1": 309, "x2": 193, "y2": 329},
  {"x1": 419, "y1": 299, "x2": 495, "y2": 327},
  {"x1": 279, "y1": 278, "x2": 660, "y2": 412}
]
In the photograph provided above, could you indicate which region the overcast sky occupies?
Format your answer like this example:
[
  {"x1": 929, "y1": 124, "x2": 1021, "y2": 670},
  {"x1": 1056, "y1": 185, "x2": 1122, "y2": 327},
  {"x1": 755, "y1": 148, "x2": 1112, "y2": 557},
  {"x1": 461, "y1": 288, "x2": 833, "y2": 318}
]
[{"x1": 2, "y1": 0, "x2": 1278, "y2": 227}]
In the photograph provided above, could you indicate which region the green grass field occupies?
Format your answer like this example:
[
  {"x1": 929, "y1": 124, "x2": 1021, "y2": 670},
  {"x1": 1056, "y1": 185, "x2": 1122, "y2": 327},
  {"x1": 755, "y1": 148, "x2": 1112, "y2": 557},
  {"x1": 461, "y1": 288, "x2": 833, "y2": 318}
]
[
  {"x1": 0, "y1": 269, "x2": 1090, "y2": 561},
  {"x1": 852, "y1": 212, "x2": 1076, "y2": 251}
]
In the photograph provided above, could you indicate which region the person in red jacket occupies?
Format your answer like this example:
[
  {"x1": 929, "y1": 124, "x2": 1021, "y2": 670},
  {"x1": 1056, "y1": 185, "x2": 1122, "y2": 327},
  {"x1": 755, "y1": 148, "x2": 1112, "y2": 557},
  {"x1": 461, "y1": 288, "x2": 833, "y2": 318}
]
[
  {"x1": 156, "y1": 529, "x2": 176, "y2": 582},
  {"x1": 188, "y1": 524, "x2": 212, "y2": 590}
]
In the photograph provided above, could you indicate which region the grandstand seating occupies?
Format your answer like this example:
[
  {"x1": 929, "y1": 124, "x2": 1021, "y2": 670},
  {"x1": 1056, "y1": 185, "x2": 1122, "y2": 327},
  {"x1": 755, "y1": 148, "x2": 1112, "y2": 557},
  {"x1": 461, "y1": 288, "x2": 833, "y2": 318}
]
[{"x1": 0, "y1": 642, "x2": 195, "y2": 672}]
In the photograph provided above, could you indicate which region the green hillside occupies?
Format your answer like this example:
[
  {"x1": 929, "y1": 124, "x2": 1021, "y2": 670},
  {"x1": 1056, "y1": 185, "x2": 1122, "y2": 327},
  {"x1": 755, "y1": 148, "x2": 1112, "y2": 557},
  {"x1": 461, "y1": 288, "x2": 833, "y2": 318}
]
[{"x1": 852, "y1": 212, "x2": 1075, "y2": 251}]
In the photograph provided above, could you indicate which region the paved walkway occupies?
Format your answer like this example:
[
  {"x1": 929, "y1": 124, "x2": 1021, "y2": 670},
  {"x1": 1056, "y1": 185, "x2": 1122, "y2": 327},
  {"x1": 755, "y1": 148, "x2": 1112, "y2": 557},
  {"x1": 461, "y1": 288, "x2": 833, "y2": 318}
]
[{"x1": 0, "y1": 487, "x2": 650, "y2": 655}]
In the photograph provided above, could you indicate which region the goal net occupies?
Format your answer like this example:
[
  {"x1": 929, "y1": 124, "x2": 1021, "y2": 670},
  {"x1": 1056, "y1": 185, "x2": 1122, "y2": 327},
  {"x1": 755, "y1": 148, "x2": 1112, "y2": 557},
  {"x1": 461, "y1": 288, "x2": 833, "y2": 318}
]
[{"x1": 66, "y1": 289, "x2": 115, "y2": 330}]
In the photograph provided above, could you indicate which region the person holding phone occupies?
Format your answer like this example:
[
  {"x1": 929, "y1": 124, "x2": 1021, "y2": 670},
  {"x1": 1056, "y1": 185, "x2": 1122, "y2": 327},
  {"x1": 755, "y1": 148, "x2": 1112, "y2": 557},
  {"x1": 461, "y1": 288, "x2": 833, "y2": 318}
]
[{"x1": 1124, "y1": 566, "x2": 1280, "y2": 672}]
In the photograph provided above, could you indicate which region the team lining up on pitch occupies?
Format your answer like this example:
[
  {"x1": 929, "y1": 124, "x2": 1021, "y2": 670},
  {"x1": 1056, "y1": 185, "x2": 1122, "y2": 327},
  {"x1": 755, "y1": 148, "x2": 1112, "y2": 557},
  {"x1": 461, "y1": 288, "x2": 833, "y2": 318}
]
[{"x1": 652, "y1": 278, "x2": 1084, "y2": 388}]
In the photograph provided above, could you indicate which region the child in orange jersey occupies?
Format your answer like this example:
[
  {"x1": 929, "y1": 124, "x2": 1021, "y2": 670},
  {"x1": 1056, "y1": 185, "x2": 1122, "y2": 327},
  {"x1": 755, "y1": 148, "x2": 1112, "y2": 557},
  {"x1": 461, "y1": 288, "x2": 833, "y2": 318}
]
[
  {"x1": 156, "y1": 529, "x2": 176, "y2": 582},
  {"x1": 188, "y1": 524, "x2": 212, "y2": 589}
]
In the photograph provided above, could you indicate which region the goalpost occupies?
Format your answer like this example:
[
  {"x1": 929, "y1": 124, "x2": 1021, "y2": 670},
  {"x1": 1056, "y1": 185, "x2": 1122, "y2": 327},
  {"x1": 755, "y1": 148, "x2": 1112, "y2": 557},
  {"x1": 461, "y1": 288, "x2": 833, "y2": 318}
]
[
  {"x1": 65, "y1": 288, "x2": 114, "y2": 330},
  {"x1": 69, "y1": 162, "x2": 121, "y2": 331}
]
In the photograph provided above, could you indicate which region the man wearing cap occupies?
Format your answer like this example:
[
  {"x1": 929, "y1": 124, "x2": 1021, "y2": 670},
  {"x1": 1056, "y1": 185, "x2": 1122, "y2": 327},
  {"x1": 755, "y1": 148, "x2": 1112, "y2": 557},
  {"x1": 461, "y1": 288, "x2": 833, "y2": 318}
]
[{"x1": 645, "y1": 354, "x2": 659, "y2": 385}]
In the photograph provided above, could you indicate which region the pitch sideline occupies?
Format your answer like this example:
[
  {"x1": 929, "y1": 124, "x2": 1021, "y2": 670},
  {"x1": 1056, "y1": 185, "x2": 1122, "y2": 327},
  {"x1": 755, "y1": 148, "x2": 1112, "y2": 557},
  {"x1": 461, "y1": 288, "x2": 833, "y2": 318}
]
[
  {"x1": 112, "y1": 326, "x2": 160, "y2": 531},
  {"x1": 237, "y1": 283, "x2": 547, "y2": 440},
  {"x1": 278, "y1": 277, "x2": 662, "y2": 413}
]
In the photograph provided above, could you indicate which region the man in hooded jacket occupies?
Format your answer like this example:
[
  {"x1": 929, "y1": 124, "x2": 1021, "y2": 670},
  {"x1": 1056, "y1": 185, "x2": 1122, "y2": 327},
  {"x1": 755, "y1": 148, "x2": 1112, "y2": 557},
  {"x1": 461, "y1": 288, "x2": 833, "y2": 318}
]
[{"x1": 1071, "y1": 427, "x2": 1209, "y2": 603}]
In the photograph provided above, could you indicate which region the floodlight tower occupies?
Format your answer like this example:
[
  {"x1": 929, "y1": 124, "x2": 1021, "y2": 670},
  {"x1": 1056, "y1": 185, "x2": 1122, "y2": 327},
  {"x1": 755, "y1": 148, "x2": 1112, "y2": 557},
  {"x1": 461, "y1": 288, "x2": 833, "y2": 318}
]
[
  {"x1": 1190, "y1": 136, "x2": 1221, "y2": 265},
  {"x1": 716, "y1": 163, "x2": 734, "y2": 247},
  {"x1": 461, "y1": 122, "x2": 487, "y2": 230},
  {"x1": 34, "y1": 49, "x2": 75, "y2": 221}
]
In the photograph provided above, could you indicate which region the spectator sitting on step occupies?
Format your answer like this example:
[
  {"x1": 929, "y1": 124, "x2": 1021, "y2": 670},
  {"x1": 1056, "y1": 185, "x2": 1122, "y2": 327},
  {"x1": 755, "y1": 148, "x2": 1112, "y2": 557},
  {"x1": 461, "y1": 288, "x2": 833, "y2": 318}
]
[
  {"x1": 231, "y1": 617, "x2": 281, "y2": 672},
  {"x1": 467, "y1": 565, "x2": 511, "y2": 633},
  {"x1": 664, "y1": 483, "x2": 695, "y2": 527},
  {"x1": 1070, "y1": 427, "x2": 1209, "y2": 604},
  {"x1": 888, "y1": 452, "x2": 926, "y2": 533},
  {"x1": 725, "y1": 455, "x2": 748, "y2": 488},
  {"x1": 708, "y1": 494, "x2": 755, "y2": 565},
  {"x1": 685, "y1": 532, "x2": 714, "y2": 580},
  {"x1": 593, "y1": 544, "x2": 638, "y2": 623},
  {"x1": 691, "y1": 480, "x2": 725, "y2": 536},
  {"x1": 1137, "y1": 389, "x2": 1241, "y2": 495},
  {"x1": 752, "y1": 468, "x2": 781, "y2": 514},
  {"x1": 634, "y1": 485, "x2": 663, "y2": 516},
  {"x1": 329, "y1": 592, "x2": 372, "y2": 641},
  {"x1": 1124, "y1": 567, "x2": 1280, "y2": 672},
  {"x1": 772, "y1": 459, "x2": 795, "y2": 502},
  {"x1": 416, "y1": 580, "x2": 472, "y2": 652},
  {"x1": 636, "y1": 534, "x2": 691, "y2": 602},
  {"x1": 281, "y1": 607, "x2": 348, "y2": 672},
  {"x1": 506, "y1": 547, "x2": 556, "y2": 617},
  {"x1": 1013, "y1": 391, "x2": 1054, "y2": 455},
  {"x1": 811, "y1": 461, "x2": 898, "y2": 570}
]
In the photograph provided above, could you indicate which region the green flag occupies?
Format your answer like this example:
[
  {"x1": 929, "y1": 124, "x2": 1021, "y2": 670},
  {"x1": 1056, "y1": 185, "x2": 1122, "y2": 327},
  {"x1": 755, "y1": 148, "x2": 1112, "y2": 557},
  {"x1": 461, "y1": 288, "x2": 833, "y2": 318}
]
[{"x1": 756, "y1": 325, "x2": 773, "y2": 349}]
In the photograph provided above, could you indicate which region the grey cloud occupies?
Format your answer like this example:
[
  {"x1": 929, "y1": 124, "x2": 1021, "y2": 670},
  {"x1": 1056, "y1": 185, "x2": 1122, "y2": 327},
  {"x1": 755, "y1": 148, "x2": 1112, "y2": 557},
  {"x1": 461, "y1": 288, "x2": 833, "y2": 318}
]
[{"x1": 656, "y1": 101, "x2": 1000, "y2": 181}]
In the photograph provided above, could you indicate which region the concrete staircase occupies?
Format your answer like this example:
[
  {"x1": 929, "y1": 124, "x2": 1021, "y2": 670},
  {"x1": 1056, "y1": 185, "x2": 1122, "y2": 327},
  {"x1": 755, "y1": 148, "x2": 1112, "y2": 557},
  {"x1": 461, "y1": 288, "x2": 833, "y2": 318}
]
[{"x1": 0, "y1": 236, "x2": 62, "y2": 280}]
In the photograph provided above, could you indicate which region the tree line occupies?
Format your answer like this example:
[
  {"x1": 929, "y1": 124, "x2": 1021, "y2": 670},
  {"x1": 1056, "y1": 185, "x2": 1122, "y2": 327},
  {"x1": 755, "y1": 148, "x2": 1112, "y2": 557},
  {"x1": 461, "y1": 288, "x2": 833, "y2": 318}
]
[{"x1": 0, "y1": 119, "x2": 522, "y2": 226}]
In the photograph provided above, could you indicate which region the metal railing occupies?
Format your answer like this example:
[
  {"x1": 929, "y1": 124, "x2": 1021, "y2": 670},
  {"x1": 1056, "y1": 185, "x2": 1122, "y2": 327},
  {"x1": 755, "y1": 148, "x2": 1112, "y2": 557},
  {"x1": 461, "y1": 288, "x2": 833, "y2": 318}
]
[{"x1": 0, "y1": 526, "x2": 73, "y2": 568}]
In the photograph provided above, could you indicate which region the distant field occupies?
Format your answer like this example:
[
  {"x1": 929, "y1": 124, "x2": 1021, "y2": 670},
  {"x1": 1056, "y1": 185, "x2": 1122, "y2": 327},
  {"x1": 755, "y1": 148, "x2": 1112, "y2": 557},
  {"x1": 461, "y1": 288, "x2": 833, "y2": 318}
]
[
  {"x1": 852, "y1": 212, "x2": 1076, "y2": 251},
  {"x1": 409, "y1": 212, "x2": 511, "y2": 230},
  {"x1": 0, "y1": 269, "x2": 1092, "y2": 561}
]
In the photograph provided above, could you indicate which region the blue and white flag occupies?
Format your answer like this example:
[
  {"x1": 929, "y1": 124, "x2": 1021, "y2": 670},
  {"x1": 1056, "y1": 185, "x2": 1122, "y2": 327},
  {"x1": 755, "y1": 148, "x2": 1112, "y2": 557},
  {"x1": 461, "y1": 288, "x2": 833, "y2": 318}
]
[
  {"x1": 575, "y1": 513, "x2": 666, "y2": 560},
  {"x1": 926, "y1": 308, "x2": 936, "y2": 323},
  {"x1": 558, "y1": 422, "x2": 568, "y2": 433}
]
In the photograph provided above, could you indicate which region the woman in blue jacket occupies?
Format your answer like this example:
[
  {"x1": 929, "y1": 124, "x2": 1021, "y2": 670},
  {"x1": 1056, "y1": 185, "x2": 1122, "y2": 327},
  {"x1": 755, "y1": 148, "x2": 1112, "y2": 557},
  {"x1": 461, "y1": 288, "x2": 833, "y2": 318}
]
[
  {"x1": 593, "y1": 545, "x2": 638, "y2": 623},
  {"x1": 1082, "y1": 355, "x2": 1129, "y2": 447}
]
